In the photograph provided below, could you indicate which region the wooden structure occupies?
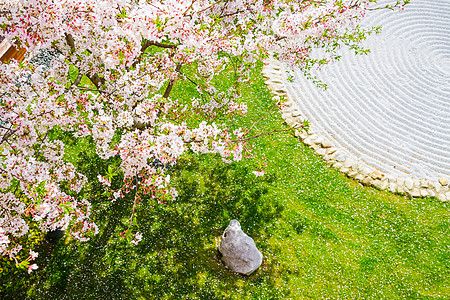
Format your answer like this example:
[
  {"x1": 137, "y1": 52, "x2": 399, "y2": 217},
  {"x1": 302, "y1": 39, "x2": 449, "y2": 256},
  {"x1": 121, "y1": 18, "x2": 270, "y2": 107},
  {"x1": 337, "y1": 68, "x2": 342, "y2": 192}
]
[{"x1": 0, "y1": 37, "x2": 27, "y2": 63}]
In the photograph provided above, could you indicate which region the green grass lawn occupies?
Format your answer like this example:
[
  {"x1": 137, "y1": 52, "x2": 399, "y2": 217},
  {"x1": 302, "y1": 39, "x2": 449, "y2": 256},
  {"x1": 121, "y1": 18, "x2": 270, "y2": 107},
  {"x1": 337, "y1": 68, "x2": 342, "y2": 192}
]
[{"x1": 1, "y1": 63, "x2": 448, "y2": 299}]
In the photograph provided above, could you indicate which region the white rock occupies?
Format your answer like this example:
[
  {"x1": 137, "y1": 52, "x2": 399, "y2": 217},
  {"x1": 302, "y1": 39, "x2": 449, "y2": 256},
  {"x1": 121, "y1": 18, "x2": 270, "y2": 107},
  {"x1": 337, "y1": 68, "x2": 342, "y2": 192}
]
[
  {"x1": 389, "y1": 183, "x2": 397, "y2": 193},
  {"x1": 326, "y1": 147, "x2": 337, "y2": 155},
  {"x1": 396, "y1": 177, "x2": 405, "y2": 186},
  {"x1": 355, "y1": 174, "x2": 365, "y2": 182},
  {"x1": 282, "y1": 112, "x2": 292, "y2": 119},
  {"x1": 405, "y1": 178, "x2": 414, "y2": 190},
  {"x1": 308, "y1": 133, "x2": 319, "y2": 140},
  {"x1": 420, "y1": 189, "x2": 429, "y2": 197},
  {"x1": 219, "y1": 220, "x2": 263, "y2": 275},
  {"x1": 348, "y1": 171, "x2": 358, "y2": 178},
  {"x1": 397, "y1": 186, "x2": 405, "y2": 194},
  {"x1": 373, "y1": 180, "x2": 382, "y2": 188},
  {"x1": 360, "y1": 168, "x2": 371, "y2": 177},
  {"x1": 428, "y1": 190, "x2": 436, "y2": 197},
  {"x1": 432, "y1": 182, "x2": 442, "y2": 193},
  {"x1": 285, "y1": 117, "x2": 298, "y2": 127},
  {"x1": 336, "y1": 154, "x2": 346, "y2": 162},
  {"x1": 437, "y1": 193, "x2": 446, "y2": 201},
  {"x1": 311, "y1": 144, "x2": 321, "y2": 151},
  {"x1": 333, "y1": 162, "x2": 343, "y2": 169},
  {"x1": 410, "y1": 189, "x2": 421, "y2": 198},
  {"x1": 340, "y1": 167, "x2": 350, "y2": 174},
  {"x1": 443, "y1": 191, "x2": 450, "y2": 200},
  {"x1": 343, "y1": 159, "x2": 353, "y2": 169},
  {"x1": 329, "y1": 152, "x2": 339, "y2": 160},
  {"x1": 314, "y1": 136, "x2": 324, "y2": 145},
  {"x1": 303, "y1": 138, "x2": 313, "y2": 146},
  {"x1": 362, "y1": 177, "x2": 372, "y2": 186},
  {"x1": 439, "y1": 177, "x2": 449, "y2": 186},
  {"x1": 316, "y1": 148, "x2": 327, "y2": 156},
  {"x1": 322, "y1": 140, "x2": 333, "y2": 148},
  {"x1": 387, "y1": 175, "x2": 396, "y2": 183},
  {"x1": 371, "y1": 170, "x2": 383, "y2": 180},
  {"x1": 420, "y1": 180, "x2": 429, "y2": 188},
  {"x1": 292, "y1": 110, "x2": 302, "y2": 117},
  {"x1": 380, "y1": 181, "x2": 389, "y2": 190}
]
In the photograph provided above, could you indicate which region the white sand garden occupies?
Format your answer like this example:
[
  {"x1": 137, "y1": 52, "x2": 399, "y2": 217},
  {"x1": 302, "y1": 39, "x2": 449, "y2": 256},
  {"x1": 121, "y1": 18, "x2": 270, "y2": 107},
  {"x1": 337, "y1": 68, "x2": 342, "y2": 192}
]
[{"x1": 282, "y1": 0, "x2": 450, "y2": 183}]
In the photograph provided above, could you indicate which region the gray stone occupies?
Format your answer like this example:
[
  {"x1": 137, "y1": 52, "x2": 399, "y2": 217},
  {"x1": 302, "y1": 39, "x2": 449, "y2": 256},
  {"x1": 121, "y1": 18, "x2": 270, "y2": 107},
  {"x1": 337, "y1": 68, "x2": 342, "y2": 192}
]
[
  {"x1": 219, "y1": 220, "x2": 263, "y2": 275},
  {"x1": 380, "y1": 181, "x2": 389, "y2": 190},
  {"x1": 439, "y1": 177, "x2": 449, "y2": 186}
]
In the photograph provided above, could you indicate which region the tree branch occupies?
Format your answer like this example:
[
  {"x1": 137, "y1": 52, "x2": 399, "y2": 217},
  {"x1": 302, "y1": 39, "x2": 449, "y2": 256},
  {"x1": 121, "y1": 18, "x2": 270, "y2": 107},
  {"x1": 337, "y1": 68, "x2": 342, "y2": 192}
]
[{"x1": 163, "y1": 63, "x2": 182, "y2": 98}]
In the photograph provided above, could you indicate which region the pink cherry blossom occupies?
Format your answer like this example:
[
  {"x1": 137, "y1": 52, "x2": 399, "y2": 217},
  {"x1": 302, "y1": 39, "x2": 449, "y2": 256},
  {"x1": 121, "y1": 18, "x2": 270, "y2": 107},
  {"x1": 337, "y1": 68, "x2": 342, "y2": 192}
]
[{"x1": 0, "y1": 0, "x2": 407, "y2": 270}]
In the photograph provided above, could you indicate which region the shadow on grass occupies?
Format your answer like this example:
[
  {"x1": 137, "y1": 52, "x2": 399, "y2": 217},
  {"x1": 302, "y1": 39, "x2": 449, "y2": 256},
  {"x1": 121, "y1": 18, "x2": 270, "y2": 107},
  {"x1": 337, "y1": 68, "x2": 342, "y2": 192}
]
[{"x1": 15, "y1": 154, "x2": 286, "y2": 299}]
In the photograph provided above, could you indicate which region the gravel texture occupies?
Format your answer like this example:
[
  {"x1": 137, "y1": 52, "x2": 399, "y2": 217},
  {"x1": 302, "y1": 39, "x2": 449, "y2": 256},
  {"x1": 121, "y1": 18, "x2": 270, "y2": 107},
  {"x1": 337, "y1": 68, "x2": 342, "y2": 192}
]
[{"x1": 282, "y1": 0, "x2": 450, "y2": 182}]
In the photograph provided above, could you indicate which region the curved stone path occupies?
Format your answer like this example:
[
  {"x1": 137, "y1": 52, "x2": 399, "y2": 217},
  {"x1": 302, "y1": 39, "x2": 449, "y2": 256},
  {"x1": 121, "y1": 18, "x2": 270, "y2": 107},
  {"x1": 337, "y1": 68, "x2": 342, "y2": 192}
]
[{"x1": 263, "y1": 0, "x2": 450, "y2": 200}]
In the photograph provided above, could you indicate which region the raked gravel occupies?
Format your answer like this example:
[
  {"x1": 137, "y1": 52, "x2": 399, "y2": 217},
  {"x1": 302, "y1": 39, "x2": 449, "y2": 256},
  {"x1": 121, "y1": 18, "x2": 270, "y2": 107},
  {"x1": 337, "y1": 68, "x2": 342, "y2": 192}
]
[
  {"x1": 283, "y1": 0, "x2": 450, "y2": 182},
  {"x1": 263, "y1": 0, "x2": 450, "y2": 200}
]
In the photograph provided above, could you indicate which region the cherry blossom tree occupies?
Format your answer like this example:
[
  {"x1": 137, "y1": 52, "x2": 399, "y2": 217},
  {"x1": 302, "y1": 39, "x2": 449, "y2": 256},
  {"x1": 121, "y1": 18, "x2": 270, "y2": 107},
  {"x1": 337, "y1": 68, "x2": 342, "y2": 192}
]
[{"x1": 0, "y1": 0, "x2": 407, "y2": 272}]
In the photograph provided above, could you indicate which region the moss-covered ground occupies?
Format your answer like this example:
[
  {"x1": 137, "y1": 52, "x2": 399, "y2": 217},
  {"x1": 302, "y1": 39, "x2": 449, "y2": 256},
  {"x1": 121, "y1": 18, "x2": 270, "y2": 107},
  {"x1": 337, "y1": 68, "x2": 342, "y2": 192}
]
[{"x1": 1, "y1": 64, "x2": 448, "y2": 299}]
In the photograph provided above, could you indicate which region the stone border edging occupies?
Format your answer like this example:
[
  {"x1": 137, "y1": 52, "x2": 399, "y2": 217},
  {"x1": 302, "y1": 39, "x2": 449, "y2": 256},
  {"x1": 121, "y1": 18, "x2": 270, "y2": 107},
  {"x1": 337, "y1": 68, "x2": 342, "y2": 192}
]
[{"x1": 261, "y1": 57, "x2": 450, "y2": 202}]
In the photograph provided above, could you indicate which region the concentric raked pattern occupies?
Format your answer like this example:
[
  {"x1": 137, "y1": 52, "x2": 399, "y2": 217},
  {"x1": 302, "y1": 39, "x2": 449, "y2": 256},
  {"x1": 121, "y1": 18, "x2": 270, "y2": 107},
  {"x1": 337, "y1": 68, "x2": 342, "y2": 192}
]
[{"x1": 282, "y1": 0, "x2": 450, "y2": 182}]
